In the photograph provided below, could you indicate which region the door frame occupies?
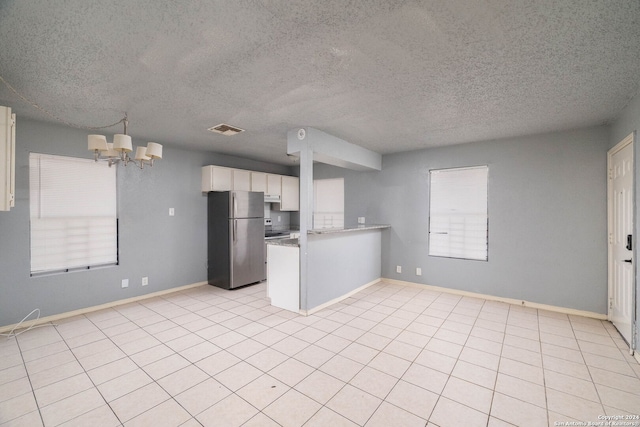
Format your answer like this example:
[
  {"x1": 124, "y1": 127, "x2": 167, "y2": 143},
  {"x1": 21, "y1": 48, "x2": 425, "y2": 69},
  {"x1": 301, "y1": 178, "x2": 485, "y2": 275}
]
[{"x1": 607, "y1": 132, "x2": 636, "y2": 353}]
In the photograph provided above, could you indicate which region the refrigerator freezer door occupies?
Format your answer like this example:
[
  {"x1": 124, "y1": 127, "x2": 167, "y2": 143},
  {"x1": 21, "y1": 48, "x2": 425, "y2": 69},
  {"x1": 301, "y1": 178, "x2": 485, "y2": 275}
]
[
  {"x1": 231, "y1": 191, "x2": 264, "y2": 218},
  {"x1": 230, "y1": 218, "x2": 265, "y2": 287}
]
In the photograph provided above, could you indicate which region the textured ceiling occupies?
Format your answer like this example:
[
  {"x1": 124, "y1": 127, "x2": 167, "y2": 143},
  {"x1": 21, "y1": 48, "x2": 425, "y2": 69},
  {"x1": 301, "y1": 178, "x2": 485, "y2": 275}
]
[{"x1": 1, "y1": 0, "x2": 639, "y2": 165}]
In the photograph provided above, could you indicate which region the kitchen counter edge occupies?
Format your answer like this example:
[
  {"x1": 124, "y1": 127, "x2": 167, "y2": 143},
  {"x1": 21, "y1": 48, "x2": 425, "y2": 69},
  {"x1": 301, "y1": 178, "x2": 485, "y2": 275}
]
[
  {"x1": 266, "y1": 238, "x2": 300, "y2": 247},
  {"x1": 308, "y1": 224, "x2": 391, "y2": 235}
]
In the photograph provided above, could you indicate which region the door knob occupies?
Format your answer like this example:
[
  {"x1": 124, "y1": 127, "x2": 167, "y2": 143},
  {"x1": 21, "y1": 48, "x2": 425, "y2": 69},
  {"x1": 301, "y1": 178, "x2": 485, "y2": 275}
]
[{"x1": 624, "y1": 259, "x2": 632, "y2": 263}]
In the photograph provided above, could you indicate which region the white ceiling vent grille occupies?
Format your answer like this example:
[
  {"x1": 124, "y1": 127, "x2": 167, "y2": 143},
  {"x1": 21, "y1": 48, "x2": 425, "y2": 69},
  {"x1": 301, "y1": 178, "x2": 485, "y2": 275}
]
[{"x1": 207, "y1": 123, "x2": 245, "y2": 136}]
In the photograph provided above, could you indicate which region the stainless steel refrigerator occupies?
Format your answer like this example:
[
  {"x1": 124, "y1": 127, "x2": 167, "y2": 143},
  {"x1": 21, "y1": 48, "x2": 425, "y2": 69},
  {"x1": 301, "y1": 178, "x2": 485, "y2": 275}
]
[{"x1": 208, "y1": 191, "x2": 265, "y2": 289}]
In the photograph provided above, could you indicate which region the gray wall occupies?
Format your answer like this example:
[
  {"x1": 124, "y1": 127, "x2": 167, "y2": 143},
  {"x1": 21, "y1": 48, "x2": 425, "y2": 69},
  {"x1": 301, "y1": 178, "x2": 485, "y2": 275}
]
[
  {"x1": 610, "y1": 93, "x2": 640, "y2": 349},
  {"x1": 306, "y1": 230, "x2": 382, "y2": 310},
  {"x1": 0, "y1": 118, "x2": 291, "y2": 327},
  {"x1": 315, "y1": 126, "x2": 610, "y2": 314}
]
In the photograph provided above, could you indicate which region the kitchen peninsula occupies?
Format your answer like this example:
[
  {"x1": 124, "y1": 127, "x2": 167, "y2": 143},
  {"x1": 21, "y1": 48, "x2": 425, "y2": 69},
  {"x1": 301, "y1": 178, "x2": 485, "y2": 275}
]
[
  {"x1": 267, "y1": 127, "x2": 387, "y2": 314},
  {"x1": 267, "y1": 224, "x2": 390, "y2": 313}
]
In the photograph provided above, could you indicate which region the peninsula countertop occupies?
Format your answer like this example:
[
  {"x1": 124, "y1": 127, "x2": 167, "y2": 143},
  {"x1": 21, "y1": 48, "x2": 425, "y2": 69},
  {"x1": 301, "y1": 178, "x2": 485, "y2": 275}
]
[
  {"x1": 265, "y1": 238, "x2": 299, "y2": 247},
  {"x1": 307, "y1": 224, "x2": 391, "y2": 235}
]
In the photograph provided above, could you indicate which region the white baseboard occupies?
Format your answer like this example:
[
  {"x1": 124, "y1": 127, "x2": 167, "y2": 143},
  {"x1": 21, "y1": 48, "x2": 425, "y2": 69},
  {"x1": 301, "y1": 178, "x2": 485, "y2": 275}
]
[
  {"x1": 382, "y1": 278, "x2": 607, "y2": 320},
  {"x1": 3, "y1": 277, "x2": 610, "y2": 334},
  {"x1": 300, "y1": 278, "x2": 381, "y2": 316},
  {"x1": 0, "y1": 281, "x2": 208, "y2": 333}
]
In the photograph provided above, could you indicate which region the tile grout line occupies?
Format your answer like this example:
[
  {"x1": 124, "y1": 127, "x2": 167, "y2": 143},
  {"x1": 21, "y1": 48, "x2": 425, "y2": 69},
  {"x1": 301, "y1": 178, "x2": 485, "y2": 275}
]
[
  {"x1": 7, "y1": 280, "x2": 640, "y2": 426},
  {"x1": 8, "y1": 332, "x2": 47, "y2": 427},
  {"x1": 449, "y1": 294, "x2": 501, "y2": 426},
  {"x1": 567, "y1": 315, "x2": 607, "y2": 416},
  {"x1": 476, "y1": 297, "x2": 502, "y2": 427},
  {"x1": 537, "y1": 305, "x2": 552, "y2": 425}
]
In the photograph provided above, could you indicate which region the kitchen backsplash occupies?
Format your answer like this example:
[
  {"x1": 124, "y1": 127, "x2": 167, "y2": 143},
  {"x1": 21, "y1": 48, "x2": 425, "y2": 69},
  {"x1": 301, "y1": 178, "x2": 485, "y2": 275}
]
[{"x1": 264, "y1": 203, "x2": 292, "y2": 229}]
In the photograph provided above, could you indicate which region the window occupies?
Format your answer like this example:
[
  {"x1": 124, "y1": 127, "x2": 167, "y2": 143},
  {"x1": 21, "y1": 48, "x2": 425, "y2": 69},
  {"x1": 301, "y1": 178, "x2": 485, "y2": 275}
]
[
  {"x1": 429, "y1": 166, "x2": 488, "y2": 261},
  {"x1": 29, "y1": 153, "x2": 117, "y2": 274},
  {"x1": 313, "y1": 178, "x2": 344, "y2": 229}
]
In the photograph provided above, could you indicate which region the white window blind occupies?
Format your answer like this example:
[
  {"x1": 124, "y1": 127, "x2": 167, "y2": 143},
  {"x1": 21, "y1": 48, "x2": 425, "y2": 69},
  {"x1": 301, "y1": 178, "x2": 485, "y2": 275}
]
[
  {"x1": 429, "y1": 166, "x2": 488, "y2": 261},
  {"x1": 313, "y1": 178, "x2": 344, "y2": 229},
  {"x1": 29, "y1": 153, "x2": 117, "y2": 274}
]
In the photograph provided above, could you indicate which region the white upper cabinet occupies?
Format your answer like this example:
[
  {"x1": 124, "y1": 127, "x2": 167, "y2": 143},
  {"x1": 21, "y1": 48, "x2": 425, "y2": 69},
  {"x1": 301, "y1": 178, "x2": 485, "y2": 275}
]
[
  {"x1": 202, "y1": 166, "x2": 299, "y2": 212},
  {"x1": 281, "y1": 175, "x2": 299, "y2": 211},
  {"x1": 232, "y1": 169, "x2": 251, "y2": 191},
  {"x1": 201, "y1": 166, "x2": 232, "y2": 192},
  {"x1": 267, "y1": 174, "x2": 282, "y2": 196},
  {"x1": 251, "y1": 172, "x2": 267, "y2": 193}
]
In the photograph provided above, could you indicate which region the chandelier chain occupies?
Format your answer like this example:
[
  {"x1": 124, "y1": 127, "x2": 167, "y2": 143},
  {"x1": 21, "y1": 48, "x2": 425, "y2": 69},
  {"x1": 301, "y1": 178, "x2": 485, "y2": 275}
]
[{"x1": 0, "y1": 74, "x2": 126, "y2": 130}]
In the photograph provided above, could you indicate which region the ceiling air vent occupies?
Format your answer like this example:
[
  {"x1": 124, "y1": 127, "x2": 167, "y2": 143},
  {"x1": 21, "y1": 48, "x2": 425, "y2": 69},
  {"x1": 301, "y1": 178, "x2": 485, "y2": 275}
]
[{"x1": 207, "y1": 123, "x2": 245, "y2": 136}]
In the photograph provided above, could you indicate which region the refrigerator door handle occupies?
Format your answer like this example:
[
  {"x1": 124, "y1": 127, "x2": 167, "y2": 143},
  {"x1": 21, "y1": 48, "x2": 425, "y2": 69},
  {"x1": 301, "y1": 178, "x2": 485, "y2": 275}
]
[
  {"x1": 233, "y1": 219, "x2": 237, "y2": 242},
  {"x1": 232, "y1": 192, "x2": 237, "y2": 218}
]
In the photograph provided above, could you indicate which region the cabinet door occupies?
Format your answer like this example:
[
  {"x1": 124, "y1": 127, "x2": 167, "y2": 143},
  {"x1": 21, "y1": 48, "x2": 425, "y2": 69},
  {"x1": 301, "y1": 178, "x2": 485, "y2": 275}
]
[
  {"x1": 232, "y1": 169, "x2": 251, "y2": 191},
  {"x1": 202, "y1": 166, "x2": 232, "y2": 192},
  {"x1": 280, "y1": 176, "x2": 299, "y2": 211},
  {"x1": 212, "y1": 167, "x2": 232, "y2": 191},
  {"x1": 266, "y1": 174, "x2": 282, "y2": 196},
  {"x1": 201, "y1": 166, "x2": 213, "y2": 192},
  {"x1": 251, "y1": 172, "x2": 267, "y2": 192}
]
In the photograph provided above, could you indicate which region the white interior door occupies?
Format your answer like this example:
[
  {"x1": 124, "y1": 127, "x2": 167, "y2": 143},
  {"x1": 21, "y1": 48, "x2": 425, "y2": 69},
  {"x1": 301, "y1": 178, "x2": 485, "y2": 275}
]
[{"x1": 608, "y1": 133, "x2": 634, "y2": 346}]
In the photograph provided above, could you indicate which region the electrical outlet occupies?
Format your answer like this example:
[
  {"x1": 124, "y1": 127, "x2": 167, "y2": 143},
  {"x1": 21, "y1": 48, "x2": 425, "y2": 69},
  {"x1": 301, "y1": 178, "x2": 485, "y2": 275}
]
[
  {"x1": 142, "y1": 276, "x2": 148, "y2": 286},
  {"x1": 416, "y1": 267, "x2": 422, "y2": 276},
  {"x1": 396, "y1": 265, "x2": 402, "y2": 273},
  {"x1": 121, "y1": 279, "x2": 129, "y2": 288},
  {"x1": 278, "y1": 215, "x2": 281, "y2": 222},
  {"x1": 169, "y1": 208, "x2": 175, "y2": 216},
  {"x1": 358, "y1": 217, "x2": 365, "y2": 224}
]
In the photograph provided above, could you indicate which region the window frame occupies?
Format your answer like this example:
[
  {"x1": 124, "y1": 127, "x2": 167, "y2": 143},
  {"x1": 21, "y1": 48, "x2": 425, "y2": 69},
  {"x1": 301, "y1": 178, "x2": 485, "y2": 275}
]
[
  {"x1": 313, "y1": 177, "x2": 345, "y2": 229},
  {"x1": 428, "y1": 165, "x2": 489, "y2": 261},
  {"x1": 29, "y1": 153, "x2": 119, "y2": 275}
]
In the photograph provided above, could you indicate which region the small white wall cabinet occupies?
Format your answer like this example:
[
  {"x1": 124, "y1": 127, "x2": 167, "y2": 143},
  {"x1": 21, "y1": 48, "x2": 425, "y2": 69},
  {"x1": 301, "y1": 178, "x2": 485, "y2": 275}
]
[
  {"x1": 266, "y1": 174, "x2": 282, "y2": 196},
  {"x1": 232, "y1": 169, "x2": 251, "y2": 191},
  {"x1": 281, "y1": 175, "x2": 300, "y2": 211},
  {"x1": 201, "y1": 166, "x2": 232, "y2": 192},
  {"x1": 0, "y1": 106, "x2": 15, "y2": 212},
  {"x1": 251, "y1": 172, "x2": 267, "y2": 192}
]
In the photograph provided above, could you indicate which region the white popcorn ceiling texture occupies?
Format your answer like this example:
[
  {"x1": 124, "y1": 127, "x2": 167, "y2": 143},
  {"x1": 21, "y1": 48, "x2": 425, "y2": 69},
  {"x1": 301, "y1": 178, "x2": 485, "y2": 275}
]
[{"x1": 0, "y1": 0, "x2": 639, "y2": 164}]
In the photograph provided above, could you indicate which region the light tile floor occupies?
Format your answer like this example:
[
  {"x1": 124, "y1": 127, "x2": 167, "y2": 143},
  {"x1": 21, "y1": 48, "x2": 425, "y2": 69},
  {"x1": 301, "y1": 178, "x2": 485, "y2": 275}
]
[{"x1": 1, "y1": 281, "x2": 639, "y2": 426}]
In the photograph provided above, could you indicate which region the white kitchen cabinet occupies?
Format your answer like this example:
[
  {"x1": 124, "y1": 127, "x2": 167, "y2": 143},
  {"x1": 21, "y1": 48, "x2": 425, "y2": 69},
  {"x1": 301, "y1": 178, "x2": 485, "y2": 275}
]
[
  {"x1": 267, "y1": 244, "x2": 299, "y2": 313},
  {"x1": 201, "y1": 165, "x2": 232, "y2": 192},
  {"x1": 266, "y1": 174, "x2": 282, "y2": 196},
  {"x1": 251, "y1": 172, "x2": 267, "y2": 192},
  {"x1": 232, "y1": 169, "x2": 251, "y2": 191},
  {"x1": 280, "y1": 175, "x2": 299, "y2": 211},
  {"x1": 203, "y1": 167, "x2": 297, "y2": 211}
]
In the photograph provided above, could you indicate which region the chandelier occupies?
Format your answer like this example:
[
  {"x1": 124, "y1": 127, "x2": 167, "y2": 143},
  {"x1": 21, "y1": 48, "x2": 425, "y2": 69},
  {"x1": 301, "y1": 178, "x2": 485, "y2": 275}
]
[{"x1": 87, "y1": 115, "x2": 162, "y2": 169}]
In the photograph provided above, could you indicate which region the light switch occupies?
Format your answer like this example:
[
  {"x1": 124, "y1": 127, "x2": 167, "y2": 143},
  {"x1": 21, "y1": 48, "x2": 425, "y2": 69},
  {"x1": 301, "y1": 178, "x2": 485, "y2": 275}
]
[{"x1": 169, "y1": 208, "x2": 175, "y2": 216}]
